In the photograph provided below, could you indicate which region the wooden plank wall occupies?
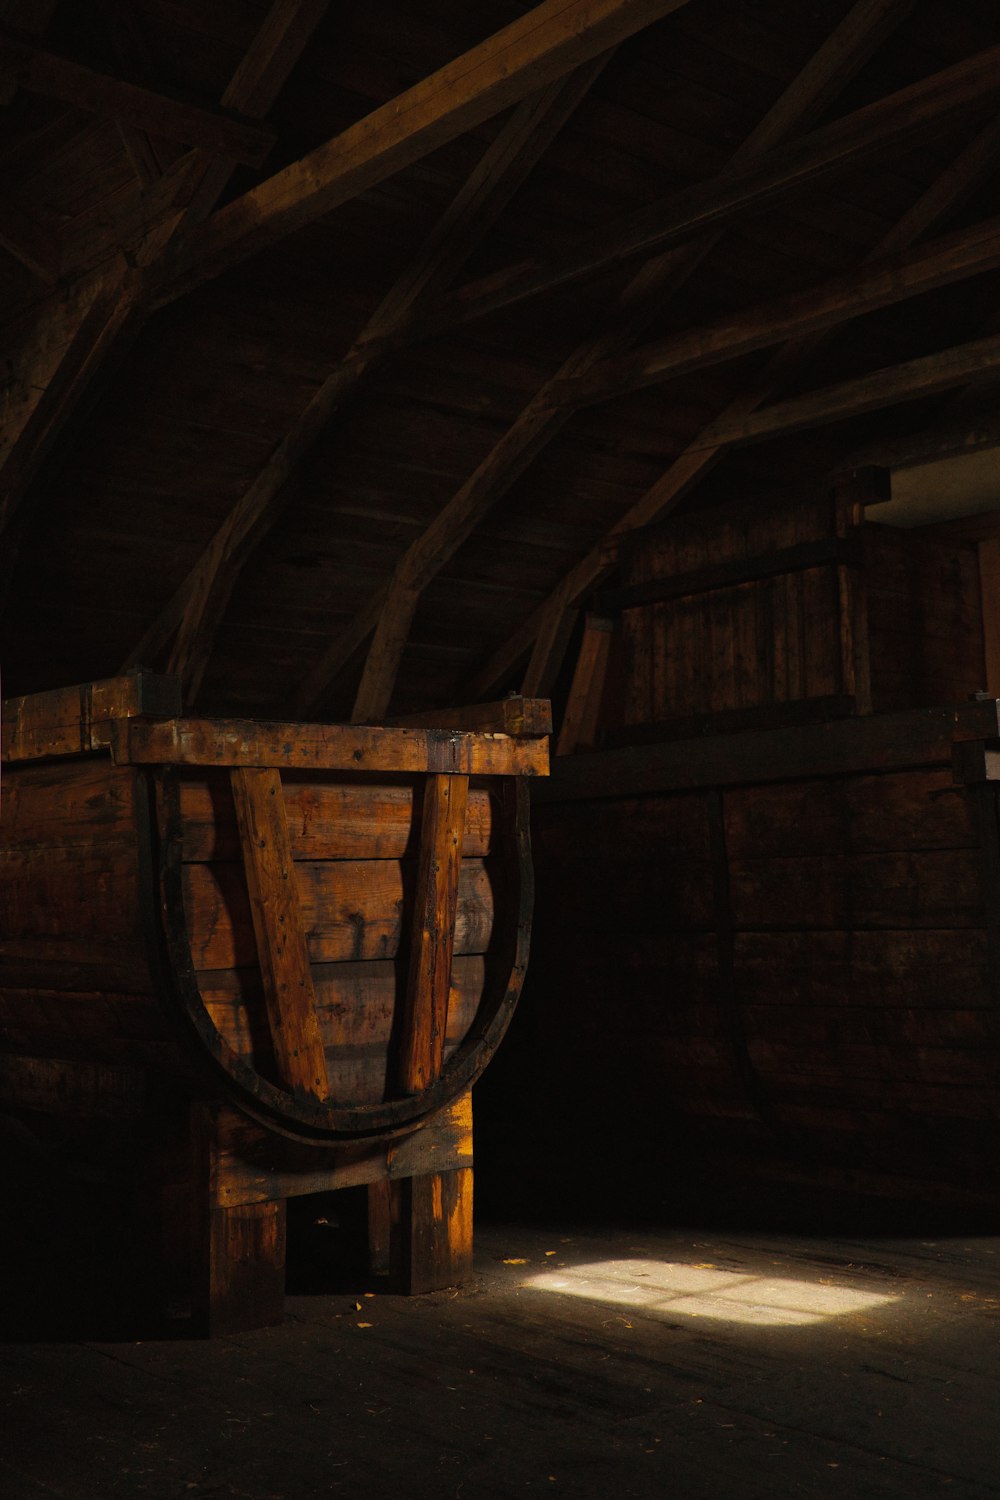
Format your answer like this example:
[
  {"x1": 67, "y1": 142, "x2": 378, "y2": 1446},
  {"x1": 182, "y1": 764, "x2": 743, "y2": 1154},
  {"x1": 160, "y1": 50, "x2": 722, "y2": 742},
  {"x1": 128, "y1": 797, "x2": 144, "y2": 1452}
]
[
  {"x1": 865, "y1": 522, "x2": 985, "y2": 710},
  {"x1": 498, "y1": 758, "x2": 1000, "y2": 1210},
  {"x1": 615, "y1": 493, "x2": 984, "y2": 731},
  {"x1": 178, "y1": 771, "x2": 498, "y2": 1107}
]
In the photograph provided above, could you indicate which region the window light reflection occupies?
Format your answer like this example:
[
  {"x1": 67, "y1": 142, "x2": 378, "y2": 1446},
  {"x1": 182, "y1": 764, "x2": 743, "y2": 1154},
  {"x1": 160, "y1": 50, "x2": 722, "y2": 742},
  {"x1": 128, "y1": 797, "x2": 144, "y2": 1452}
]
[{"x1": 524, "y1": 1259, "x2": 898, "y2": 1327}]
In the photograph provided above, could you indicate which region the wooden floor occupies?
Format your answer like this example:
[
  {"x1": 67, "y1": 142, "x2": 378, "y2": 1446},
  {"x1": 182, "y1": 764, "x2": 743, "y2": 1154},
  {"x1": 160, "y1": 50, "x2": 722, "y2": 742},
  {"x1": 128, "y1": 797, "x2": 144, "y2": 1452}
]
[{"x1": 2, "y1": 1215, "x2": 1000, "y2": 1499}]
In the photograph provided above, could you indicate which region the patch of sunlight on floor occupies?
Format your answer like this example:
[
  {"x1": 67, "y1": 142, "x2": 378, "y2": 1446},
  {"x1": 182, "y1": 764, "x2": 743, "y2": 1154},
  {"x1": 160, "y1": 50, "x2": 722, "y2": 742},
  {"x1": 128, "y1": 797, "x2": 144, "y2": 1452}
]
[{"x1": 523, "y1": 1259, "x2": 899, "y2": 1327}]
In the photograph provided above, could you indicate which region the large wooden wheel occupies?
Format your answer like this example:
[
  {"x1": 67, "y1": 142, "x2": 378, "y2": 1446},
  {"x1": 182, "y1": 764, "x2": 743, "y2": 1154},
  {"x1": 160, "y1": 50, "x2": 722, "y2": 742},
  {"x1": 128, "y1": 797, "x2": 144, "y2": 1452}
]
[{"x1": 132, "y1": 719, "x2": 540, "y2": 1144}]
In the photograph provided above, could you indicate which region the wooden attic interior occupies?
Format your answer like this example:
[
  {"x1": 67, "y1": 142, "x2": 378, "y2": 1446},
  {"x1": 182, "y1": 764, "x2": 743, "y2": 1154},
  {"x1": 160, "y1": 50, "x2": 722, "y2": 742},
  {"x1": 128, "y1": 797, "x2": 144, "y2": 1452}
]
[{"x1": 5, "y1": 0, "x2": 1000, "y2": 1493}]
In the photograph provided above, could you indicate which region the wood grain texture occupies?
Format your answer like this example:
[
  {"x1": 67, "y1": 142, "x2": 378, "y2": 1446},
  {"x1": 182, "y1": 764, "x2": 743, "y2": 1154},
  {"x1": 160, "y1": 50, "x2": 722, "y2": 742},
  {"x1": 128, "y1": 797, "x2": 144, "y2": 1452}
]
[
  {"x1": 393, "y1": 699, "x2": 552, "y2": 738},
  {"x1": 0, "y1": 32, "x2": 276, "y2": 163},
  {"x1": 147, "y1": 59, "x2": 606, "y2": 702},
  {"x1": 177, "y1": 776, "x2": 494, "y2": 862},
  {"x1": 211, "y1": 1092, "x2": 473, "y2": 1207},
  {"x1": 397, "y1": 774, "x2": 470, "y2": 1094},
  {"x1": 183, "y1": 855, "x2": 496, "y2": 970},
  {"x1": 437, "y1": 40, "x2": 1000, "y2": 330},
  {"x1": 230, "y1": 767, "x2": 330, "y2": 1101},
  {"x1": 115, "y1": 717, "x2": 549, "y2": 778},
  {"x1": 478, "y1": 109, "x2": 1000, "y2": 704},
  {"x1": 1, "y1": 673, "x2": 180, "y2": 762},
  {"x1": 157, "y1": 0, "x2": 696, "y2": 300}
]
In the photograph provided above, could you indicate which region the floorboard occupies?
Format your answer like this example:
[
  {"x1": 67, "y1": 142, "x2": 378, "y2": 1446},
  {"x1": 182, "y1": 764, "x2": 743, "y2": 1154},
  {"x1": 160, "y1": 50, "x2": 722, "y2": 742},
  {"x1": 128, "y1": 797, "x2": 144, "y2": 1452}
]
[{"x1": 2, "y1": 1220, "x2": 1000, "y2": 1498}]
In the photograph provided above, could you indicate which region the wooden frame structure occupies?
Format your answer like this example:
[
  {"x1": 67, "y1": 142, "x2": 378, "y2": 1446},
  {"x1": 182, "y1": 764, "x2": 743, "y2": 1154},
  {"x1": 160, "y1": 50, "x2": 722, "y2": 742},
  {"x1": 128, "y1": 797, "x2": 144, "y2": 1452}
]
[{"x1": 0, "y1": 677, "x2": 548, "y2": 1331}]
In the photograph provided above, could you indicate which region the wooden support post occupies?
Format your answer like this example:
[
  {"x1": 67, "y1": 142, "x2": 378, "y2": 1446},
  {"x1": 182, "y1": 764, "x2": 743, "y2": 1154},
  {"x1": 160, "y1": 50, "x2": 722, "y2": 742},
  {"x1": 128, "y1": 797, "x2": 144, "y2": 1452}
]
[
  {"x1": 369, "y1": 780, "x2": 473, "y2": 1293},
  {"x1": 389, "y1": 1167, "x2": 474, "y2": 1296},
  {"x1": 397, "y1": 774, "x2": 470, "y2": 1094},
  {"x1": 198, "y1": 1201, "x2": 287, "y2": 1338},
  {"x1": 189, "y1": 1103, "x2": 287, "y2": 1336},
  {"x1": 978, "y1": 537, "x2": 1000, "y2": 695},
  {"x1": 834, "y1": 472, "x2": 880, "y2": 715},
  {"x1": 367, "y1": 1180, "x2": 394, "y2": 1277},
  {"x1": 557, "y1": 614, "x2": 616, "y2": 754},
  {"x1": 230, "y1": 767, "x2": 330, "y2": 1101}
]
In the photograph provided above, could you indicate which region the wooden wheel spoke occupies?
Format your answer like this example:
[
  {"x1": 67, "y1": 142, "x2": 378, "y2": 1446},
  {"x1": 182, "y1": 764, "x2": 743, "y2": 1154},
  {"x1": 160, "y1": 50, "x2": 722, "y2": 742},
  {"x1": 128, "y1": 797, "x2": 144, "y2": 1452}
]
[
  {"x1": 229, "y1": 766, "x2": 330, "y2": 1101},
  {"x1": 395, "y1": 773, "x2": 470, "y2": 1096}
]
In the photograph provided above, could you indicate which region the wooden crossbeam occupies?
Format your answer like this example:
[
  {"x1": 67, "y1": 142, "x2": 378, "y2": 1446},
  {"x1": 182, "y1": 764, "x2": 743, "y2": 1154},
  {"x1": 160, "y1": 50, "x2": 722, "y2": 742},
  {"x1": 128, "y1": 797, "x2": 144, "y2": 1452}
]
[
  {"x1": 98, "y1": 0, "x2": 172, "y2": 183},
  {"x1": 396, "y1": 774, "x2": 470, "y2": 1095},
  {"x1": 423, "y1": 40, "x2": 1000, "y2": 334},
  {"x1": 153, "y1": 0, "x2": 695, "y2": 305},
  {"x1": 0, "y1": 191, "x2": 59, "y2": 282},
  {"x1": 549, "y1": 215, "x2": 1000, "y2": 409},
  {"x1": 0, "y1": 0, "x2": 329, "y2": 583},
  {"x1": 556, "y1": 616, "x2": 616, "y2": 755},
  {"x1": 111, "y1": 717, "x2": 550, "y2": 778},
  {"x1": 127, "y1": 55, "x2": 609, "y2": 698},
  {"x1": 840, "y1": 410, "x2": 1000, "y2": 474},
  {"x1": 1, "y1": 672, "x2": 180, "y2": 763},
  {"x1": 0, "y1": 32, "x2": 276, "y2": 164},
  {"x1": 230, "y1": 767, "x2": 330, "y2": 1101},
  {"x1": 0, "y1": 265, "x2": 145, "y2": 547},
  {"x1": 468, "y1": 109, "x2": 1000, "y2": 703},
  {"x1": 300, "y1": 0, "x2": 913, "y2": 721},
  {"x1": 536, "y1": 701, "x2": 1000, "y2": 803},
  {"x1": 393, "y1": 698, "x2": 552, "y2": 737},
  {"x1": 687, "y1": 331, "x2": 1000, "y2": 451}
]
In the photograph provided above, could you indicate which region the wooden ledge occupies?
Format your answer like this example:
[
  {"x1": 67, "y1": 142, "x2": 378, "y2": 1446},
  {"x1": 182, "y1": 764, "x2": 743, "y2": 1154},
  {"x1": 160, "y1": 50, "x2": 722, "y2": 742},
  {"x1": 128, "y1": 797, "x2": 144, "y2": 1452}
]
[
  {"x1": 111, "y1": 716, "x2": 549, "y2": 777},
  {"x1": 1, "y1": 673, "x2": 181, "y2": 763}
]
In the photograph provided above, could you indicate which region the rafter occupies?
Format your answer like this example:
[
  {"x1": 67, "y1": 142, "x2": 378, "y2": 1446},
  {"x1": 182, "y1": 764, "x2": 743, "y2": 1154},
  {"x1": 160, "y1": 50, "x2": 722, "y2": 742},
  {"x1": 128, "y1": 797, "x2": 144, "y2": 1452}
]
[
  {"x1": 0, "y1": 31, "x2": 276, "y2": 164},
  {"x1": 98, "y1": 0, "x2": 172, "y2": 184},
  {"x1": 549, "y1": 215, "x2": 1000, "y2": 410},
  {"x1": 689, "y1": 331, "x2": 1000, "y2": 451},
  {"x1": 840, "y1": 407, "x2": 1000, "y2": 474},
  {"x1": 124, "y1": 54, "x2": 612, "y2": 700},
  {"x1": 153, "y1": 0, "x2": 697, "y2": 307},
  {"x1": 293, "y1": 0, "x2": 915, "y2": 721},
  {"x1": 0, "y1": 200, "x2": 58, "y2": 283},
  {"x1": 0, "y1": 0, "x2": 330, "y2": 585},
  {"x1": 414, "y1": 38, "x2": 1000, "y2": 337},
  {"x1": 468, "y1": 111, "x2": 1000, "y2": 702}
]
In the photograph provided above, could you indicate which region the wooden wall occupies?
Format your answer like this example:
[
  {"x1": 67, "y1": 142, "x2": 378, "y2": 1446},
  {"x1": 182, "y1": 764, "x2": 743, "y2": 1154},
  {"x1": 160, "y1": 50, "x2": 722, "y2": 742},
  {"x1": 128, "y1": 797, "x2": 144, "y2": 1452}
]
[
  {"x1": 475, "y1": 490, "x2": 999, "y2": 1220},
  {"x1": 488, "y1": 745, "x2": 1000, "y2": 1218},
  {"x1": 615, "y1": 491, "x2": 984, "y2": 734}
]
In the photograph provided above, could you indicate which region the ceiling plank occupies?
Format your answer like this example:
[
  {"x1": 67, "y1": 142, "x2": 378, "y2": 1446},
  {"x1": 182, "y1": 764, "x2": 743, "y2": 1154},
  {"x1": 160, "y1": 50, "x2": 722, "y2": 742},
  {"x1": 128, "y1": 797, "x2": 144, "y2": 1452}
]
[
  {"x1": 0, "y1": 200, "x2": 58, "y2": 282},
  {"x1": 153, "y1": 0, "x2": 697, "y2": 306},
  {"x1": 419, "y1": 40, "x2": 1000, "y2": 335},
  {"x1": 98, "y1": 0, "x2": 172, "y2": 184},
  {"x1": 0, "y1": 31, "x2": 277, "y2": 165},
  {"x1": 551, "y1": 215, "x2": 1000, "y2": 409},
  {"x1": 296, "y1": 0, "x2": 915, "y2": 721},
  {"x1": 840, "y1": 409, "x2": 1000, "y2": 474},
  {"x1": 124, "y1": 54, "x2": 612, "y2": 701},
  {"x1": 687, "y1": 331, "x2": 1000, "y2": 451},
  {"x1": 469, "y1": 111, "x2": 1000, "y2": 701},
  {"x1": 0, "y1": 0, "x2": 330, "y2": 589}
]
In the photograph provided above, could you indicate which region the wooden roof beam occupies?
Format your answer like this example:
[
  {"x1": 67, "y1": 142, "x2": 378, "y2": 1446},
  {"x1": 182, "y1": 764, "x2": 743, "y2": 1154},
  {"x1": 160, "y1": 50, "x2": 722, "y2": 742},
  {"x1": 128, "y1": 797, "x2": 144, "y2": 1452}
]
[
  {"x1": 840, "y1": 408, "x2": 1000, "y2": 475},
  {"x1": 0, "y1": 31, "x2": 276, "y2": 165},
  {"x1": 418, "y1": 40, "x2": 1000, "y2": 336},
  {"x1": 292, "y1": 0, "x2": 915, "y2": 721},
  {"x1": 468, "y1": 112, "x2": 1000, "y2": 701},
  {"x1": 550, "y1": 215, "x2": 1000, "y2": 409},
  {"x1": 0, "y1": 1, "x2": 329, "y2": 585},
  {"x1": 97, "y1": 0, "x2": 171, "y2": 183},
  {"x1": 125, "y1": 55, "x2": 612, "y2": 702},
  {"x1": 687, "y1": 332, "x2": 1000, "y2": 452},
  {"x1": 153, "y1": 0, "x2": 697, "y2": 306},
  {"x1": 0, "y1": 201, "x2": 58, "y2": 282}
]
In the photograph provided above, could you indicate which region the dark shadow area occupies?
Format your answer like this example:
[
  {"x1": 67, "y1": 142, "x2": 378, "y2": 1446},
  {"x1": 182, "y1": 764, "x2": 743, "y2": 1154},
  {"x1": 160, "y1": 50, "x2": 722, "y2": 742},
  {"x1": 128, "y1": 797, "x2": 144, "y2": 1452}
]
[
  {"x1": 0, "y1": 1151, "x2": 167, "y2": 1342},
  {"x1": 284, "y1": 1185, "x2": 375, "y2": 1295},
  {"x1": 0, "y1": 1140, "x2": 380, "y2": 1340}
]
